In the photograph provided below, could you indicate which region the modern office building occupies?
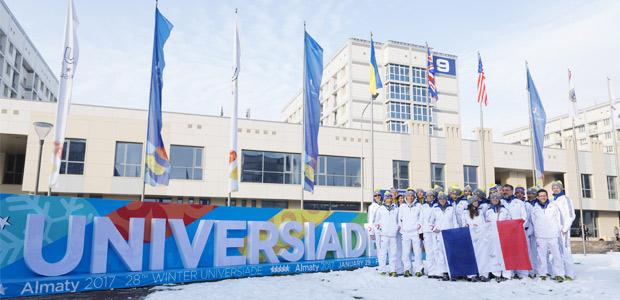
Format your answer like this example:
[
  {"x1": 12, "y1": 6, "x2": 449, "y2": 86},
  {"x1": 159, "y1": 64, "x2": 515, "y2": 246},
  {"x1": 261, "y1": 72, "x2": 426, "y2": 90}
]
[
  {"x1": 281, "y1": 38, "x2": 460, "y2": 137},
  {"x1": 1, "y1": 98, "x2": 619, "y2": 239},
  {"x1": 0, "y1": 0, "x2": 58, "y2": 102},
  {"x1": 503, "y1": 101, "x2": 620, "y2": 154}
]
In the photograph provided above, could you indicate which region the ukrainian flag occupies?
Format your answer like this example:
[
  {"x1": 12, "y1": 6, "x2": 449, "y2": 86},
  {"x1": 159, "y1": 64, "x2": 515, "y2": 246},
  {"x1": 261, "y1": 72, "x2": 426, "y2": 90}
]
[{"x1": 369, "y1": 38, "x2": 382, "y2": 96}]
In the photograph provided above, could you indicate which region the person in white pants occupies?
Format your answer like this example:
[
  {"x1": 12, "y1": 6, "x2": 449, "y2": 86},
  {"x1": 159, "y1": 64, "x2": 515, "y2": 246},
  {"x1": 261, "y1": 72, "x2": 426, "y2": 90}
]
[
  {"x1": 427, "y1": 192, "x2": 458, "y2": 281},
  {"x1": 399, "y1": 189, "x2": 424, "y2": 277},
  {"x1": 375, "y1": 192, "x2": 400, "y2": 276},
  {"x1": 461, "y1": 196, "x2": 487, "y2": 282},
  {"x1": 485, "y1": 192, "x2": 512, "y2": 282},
  {"x1": 551, "y1": 181, "x2": 575, "y2": 281},
  {"x1": 421, "y1": 189, "x2": 436, "y2": 277},
  {"x1": 503, "y1": 184, "x2": 529, "y2": 279},
  {"x1": 391, "y1": 188, "x2": 405, "y2": 275},
  {"x1": 524, "y1": 186, "x2": 539, "y2": 278},
  {"x1": 367, "y1": 189, "x2": 383, "y2": 273},
  {"x1": 531, "y1": 189, "x2": 566, "y2": 282}
]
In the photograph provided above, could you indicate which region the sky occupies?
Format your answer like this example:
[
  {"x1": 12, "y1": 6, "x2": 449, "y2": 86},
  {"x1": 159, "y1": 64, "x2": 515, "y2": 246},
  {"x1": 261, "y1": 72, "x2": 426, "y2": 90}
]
[{"x1": 5, "y1": 0, "x2": 620, "y2": 141}]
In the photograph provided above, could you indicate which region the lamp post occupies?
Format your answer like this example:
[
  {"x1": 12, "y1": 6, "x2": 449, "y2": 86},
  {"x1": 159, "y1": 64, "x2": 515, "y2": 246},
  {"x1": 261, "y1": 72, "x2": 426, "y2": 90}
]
[
  {"x1": 359, "y1": 101, "x2": 372, "y2": 212},
  {"x1": 33, "y1": 122, "x2": 53, "y2": 195}
]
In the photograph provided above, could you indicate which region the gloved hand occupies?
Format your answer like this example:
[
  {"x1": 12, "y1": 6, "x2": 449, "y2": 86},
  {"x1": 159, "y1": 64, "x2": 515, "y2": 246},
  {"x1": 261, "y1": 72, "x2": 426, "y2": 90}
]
[{"x1": 398, "y1": 226, "x2": 401, "y2": 231}]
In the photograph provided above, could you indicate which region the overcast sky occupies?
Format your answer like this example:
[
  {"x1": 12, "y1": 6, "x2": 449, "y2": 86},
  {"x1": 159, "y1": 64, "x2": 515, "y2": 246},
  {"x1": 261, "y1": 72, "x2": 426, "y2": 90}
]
[{"x1": 5, "y1": 0, "x2": 620, "y2": 141}]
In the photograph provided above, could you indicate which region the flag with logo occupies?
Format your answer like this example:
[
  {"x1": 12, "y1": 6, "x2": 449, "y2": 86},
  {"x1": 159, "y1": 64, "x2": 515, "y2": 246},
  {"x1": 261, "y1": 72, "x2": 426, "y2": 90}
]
[
  {"x1": 303, "y1": 31, "x2": 323, "y2": 193},
  {"x1": 568, "y1": 69, "x2": 579, "y2": 119},
  {"x1": 229, "y1": 12, "x2": 241, "y2": 193},
  {"x1": 49, "y1": 0, "x2": 79, "y2": 189},
  {"x1": 144, "y1": 6, "x2": 173, "y2": 187},
  {"x1": 527, "y1": 66, "x2": 546, "y2": 187}
]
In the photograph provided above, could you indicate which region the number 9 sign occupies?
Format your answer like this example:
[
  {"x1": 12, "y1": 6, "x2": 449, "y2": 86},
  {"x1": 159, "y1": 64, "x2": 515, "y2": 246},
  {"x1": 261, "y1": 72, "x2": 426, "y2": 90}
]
[{"x1": 433, "y1": 56, "x2": 456, "y2": 76}]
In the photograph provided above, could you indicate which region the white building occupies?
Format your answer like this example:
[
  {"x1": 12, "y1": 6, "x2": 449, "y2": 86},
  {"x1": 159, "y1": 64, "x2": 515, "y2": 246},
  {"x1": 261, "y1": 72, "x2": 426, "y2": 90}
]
[
  {"x1": 281, "y1": 38, "x2": 460, "y2": 137},
  {"x1": 0, "y1": 0, "x2": 58, "y2": 102},
  {"x1": 1, "y1": 98, "x2": 619, "y2": 240},
  {"x1": 503, "y1": 101, "x2": 620, "y2": 154}
]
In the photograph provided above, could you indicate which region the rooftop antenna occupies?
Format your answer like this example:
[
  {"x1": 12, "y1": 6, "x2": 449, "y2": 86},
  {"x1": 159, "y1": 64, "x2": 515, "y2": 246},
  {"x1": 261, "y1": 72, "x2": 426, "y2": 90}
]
[{"x1": 246, "y1": 108, "x2": 251, "y2": 119}]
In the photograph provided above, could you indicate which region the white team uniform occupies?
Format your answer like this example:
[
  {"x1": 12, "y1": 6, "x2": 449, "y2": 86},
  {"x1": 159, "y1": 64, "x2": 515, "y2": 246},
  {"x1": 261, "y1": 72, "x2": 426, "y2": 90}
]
[
  {"x1": 505, "y1": 197, "x2": 529, "y2": 278},
  {"x1": 455, "y1": 198, "x2": 469, "y2": 227},
  {"x1": 394, "y1": 203, "x2": 404, "y2": 275},
  {"x1": 461, "y1": 208, "x2": 485, "y2": 278},
  {"x1": 531, "y1": 201, "x2": 565, "y2": 278},
  {"x1": 427, "y1": 202, "x2": 458, "y2": 277},
  {"x1": 420, "y1": 199, "x2": 435, "y2": 275},
  {"x1": 367, "y1": 201, "x2": 382, "y2": 270},
  {"x1": 398, "y1": 200, "x2": 424, "y2": 274},
  {"x1": 375, "y1": 204, "x2": 399, "y2": 273},
  {"x1": 524, "y1": 199, "x2": 538, "y2": 276},
  {"x1": 553, "y1": 193, "x2": 575, "y2": 278},
  {"x1": 485, "y1": 205, "x2": 512, "y2": 279}
]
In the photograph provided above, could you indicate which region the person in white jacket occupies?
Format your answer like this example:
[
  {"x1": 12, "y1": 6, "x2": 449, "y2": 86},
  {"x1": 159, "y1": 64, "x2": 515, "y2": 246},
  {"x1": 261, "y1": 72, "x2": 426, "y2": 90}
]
[
  {"x1": 421, "y1": 189, "x2": 436, "y2": 277},
  {"x1": 450, "y1": 185, "x2": 467, "y2": 227},
  {"x1": 551, "y1": 181, "x2": 575, "y2": 281},
  {"x1": 524, "y1": 186, "x2": 539, "y2": 278},
  {"x1": 391, "y1": 188, "x2": 405, "y2": 276},
  {"x1": 399, "y1": 189, "x2": 424, "y2": 277},
  {"x1": 427, "y1": 192, "x2": 458, "y2": 281},
  {"x1": 367, "y1": 189, "x2": 383, "y2": 265},
  {"x1": 474, "y1": 188, "x2": 490, "y2": 216},
  {"x1": 531, "y1": 189, "x2": 566, "y2": 282},
  {"x1": 503, "y1": 184, "x2": 529, "y2": 279},
  {"x1": 461, "y1": 196, "x2": 487, "y2": 282},
  {"x1": 485, "y1": 192, "x2": 512, "y2": 282},
  {"x1": 375, "y1": 192, "x2": 399, "y2": 276}
]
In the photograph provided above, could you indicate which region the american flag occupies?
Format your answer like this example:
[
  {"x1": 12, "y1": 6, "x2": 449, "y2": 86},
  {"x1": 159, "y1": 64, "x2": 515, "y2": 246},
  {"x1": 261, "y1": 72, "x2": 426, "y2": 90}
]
[
  {"x1": 427, "y1": 46, "x2": 438, "y2": 101},
  {"x1": 477, "y1": 54, "x2": 488, "y2": 106}
]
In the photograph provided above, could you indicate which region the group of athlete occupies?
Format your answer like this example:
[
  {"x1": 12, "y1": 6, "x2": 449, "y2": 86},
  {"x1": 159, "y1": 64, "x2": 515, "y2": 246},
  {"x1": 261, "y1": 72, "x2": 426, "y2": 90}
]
[{"x1": 367, "y1": 181, "x2": 575, "y2": 282}]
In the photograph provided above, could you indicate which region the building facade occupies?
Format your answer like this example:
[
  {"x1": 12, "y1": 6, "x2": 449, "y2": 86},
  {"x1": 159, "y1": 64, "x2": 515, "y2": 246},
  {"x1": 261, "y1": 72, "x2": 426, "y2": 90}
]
[
  {"x1": 281, "y1": 39, "x2": 460, "y2": 137},
  {"x1": 1, "y1": 98, "x2": 619, "y2": 240},
  {"x1": 0, "y1": 0, "x2": 58, "y2": 102},
  {"x1": 503, "y1": 101, "x2": 620, "y2": 154}
]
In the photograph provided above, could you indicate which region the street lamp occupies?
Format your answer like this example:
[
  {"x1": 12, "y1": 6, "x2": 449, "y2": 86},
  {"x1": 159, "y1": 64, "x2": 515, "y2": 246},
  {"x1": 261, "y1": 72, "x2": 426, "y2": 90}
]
[{"x1": 33, "y1": 122, "x2": 53, "y2": 195}]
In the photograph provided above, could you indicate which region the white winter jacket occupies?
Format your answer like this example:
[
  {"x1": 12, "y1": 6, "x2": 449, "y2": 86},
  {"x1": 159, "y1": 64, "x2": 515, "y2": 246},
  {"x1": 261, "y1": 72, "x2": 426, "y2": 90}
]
[
  {"x1": 461, "y1": 208, "x2": 486, "y2": 227},
  {"x1": 420, "y1": 200, "x2": 435, "y2": 233},
  {"x1": 505, "y1": 197, "x2": 528, "y2": 228},
  {"x1": 531, "y1": 201, "x2": 562, "y2": 239},
  {"x1": 367, "y1": 201, "x2": 382, "y2": 236},
  {"x1": 455, "y1": 198, "x2": 469, "y2": 226},
  {"x1": 428, "y1": 203, "x2": 458, "y2": 231},
  {"x1": 485, "y1": 204, "x2": 511, "y2": 222},
  {"x1": 375, "y1": 204, "x2": 400, "y2": 237},
  {"x1": 553, "y1": 193, "x2": 576, "y2": 233},
  {"x1": 398, "y1": 201, "x2": 423, "y2": 236},
  {"x1": 523, "y1": 200, "x2": 536, "y2": 236}
]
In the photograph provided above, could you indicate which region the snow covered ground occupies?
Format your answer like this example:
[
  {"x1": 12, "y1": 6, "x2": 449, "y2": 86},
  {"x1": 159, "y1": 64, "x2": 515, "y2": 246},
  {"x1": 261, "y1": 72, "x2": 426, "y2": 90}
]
[{"x1": 146, "y1": 253, "x2": 620, "y2": 300}]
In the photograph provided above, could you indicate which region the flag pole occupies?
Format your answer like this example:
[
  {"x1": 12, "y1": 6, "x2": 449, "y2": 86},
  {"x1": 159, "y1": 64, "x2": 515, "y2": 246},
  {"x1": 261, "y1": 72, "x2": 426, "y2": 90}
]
[
  {"x1": 370, "y1": 32, "x2": 376, "y2": 194},
  {"x1": 608, "y1": 77, "x2": 620, "y2": 206},
  {"x1": 360, "y1": 102, "x2": 371, "y2": 212},
  {"x1": 300, "y1": 21, "x2": 306, "y2": 210},
  {"x1": 426, "y1": 43, "x2": 432, "y2": 188},
  {"x1": 525, "y1": 61, "x2": 537, "y2": 186},
  {"x1": 568, "y1": 69, "x2": 586, "y2": 255},
  {"x1": 478, "y1": 52, "x2": 487, "y2": 190}
]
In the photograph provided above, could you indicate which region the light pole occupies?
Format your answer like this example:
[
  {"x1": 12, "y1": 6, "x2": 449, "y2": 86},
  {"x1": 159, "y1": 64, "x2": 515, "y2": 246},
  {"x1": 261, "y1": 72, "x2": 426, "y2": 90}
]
[
  {"x1": 359, "y1": 101, "x2": 372, "y2": 212},
  {"x1": 33, "y1": 122, "x2": 53, "y2": 195}
]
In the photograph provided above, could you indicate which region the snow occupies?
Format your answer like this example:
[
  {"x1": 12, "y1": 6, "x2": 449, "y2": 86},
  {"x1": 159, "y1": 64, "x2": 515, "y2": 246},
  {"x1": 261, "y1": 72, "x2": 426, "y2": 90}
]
[{"x1": 146, "y1": 253, "x2": 620, "y2": 300}]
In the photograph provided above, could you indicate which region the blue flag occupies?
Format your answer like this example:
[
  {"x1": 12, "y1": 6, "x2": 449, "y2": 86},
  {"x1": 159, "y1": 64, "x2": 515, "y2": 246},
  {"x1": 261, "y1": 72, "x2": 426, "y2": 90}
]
[
  {"x1": 527, "y1": 67, "x2": 547, "y2": 186},
  {"x1": 145, "y1": 7, "x2": 173, "y2": 186},
  {"x1": 442, "y1": 227, "x2": 479, "y2": 277},
  {"x1": 303, "y1": 31, "x2": 323, "y2": 193}
]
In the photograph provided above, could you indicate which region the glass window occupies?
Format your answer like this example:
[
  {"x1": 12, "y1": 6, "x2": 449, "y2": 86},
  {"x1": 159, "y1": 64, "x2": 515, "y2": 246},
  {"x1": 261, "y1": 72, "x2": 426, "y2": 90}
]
[
  {"x1": 114, "y1": 142, "x2": 142, "y2": 177},
  {"x1": 581, "y1": 174, "x2": 592, "y2": 198},
  {"x1": 144, "y1": 197, "x2": 172, "y2": 203},
  {"x1": 200, "y1": 198, "x2": 211, "y2": 205},
  {"x1": 262, "y1": 200, "x2": 288, "y2": 209},
  {"x1": 608, "y1": 176, "x2": 617, "y2": 199},
  {"x1": 241, "y1": 150, "x2": 301, "y2": 184},
  {"x1": 2, "y1": 153, "x2": 25, "y2": 184},
  {"x1": 388, "y1": 83, "x2": 410, "y2": 100},
  {"x1": 388, "y1": 120, "x2": 408, "y2": 133},
  {"x1": 230, "y1": 199, "x2": 236, "y2": 206},
  {"x1": 251, "y1": 200, "x2": 257, "y2": 207},
  {"x1": 463, "y1": 166, "x2": 478, "y2": 189},
  {"x1": 411, "y1": 67, "x2": 427, "y2": 85},
  {"x1": 304, "y1": 201, "x2": 330, "y2": 211},
  {"x1": 431, "y1": 163, "x2": 444, "y2": 188},
  {"x1": 331, "y1": 202, "x2": 360, "y2": 211},
  {"x1": 241, "y1": 200, "x2": 247, "y2": 207},
  {"x1": 570, "y1": 210, "x2": 598, "y2": 238},
  {"x1": 388, "y1": 64, "x2": 410, "y2": 82},
  {"x1": 315, "y1": 156, "x2": 361, "y2": 187},
  {"x1": 412, "y1": 104, "x2": 432, "y2": 122},
  {"x1": 412, "y1": 87, "x2": 430, "y2": 103},
  {"x1": 60, "y1": 139, "x2": 86, "y2": 175},
  {"x1": 387, "y1": 102, "x2": 411, "y2": 120},
  {"x1": 392, "y1": 161, "x2": 409, "y2": 189},
  {"x1": 170, "y1": 145, "x2": 203, "y2": 180}
]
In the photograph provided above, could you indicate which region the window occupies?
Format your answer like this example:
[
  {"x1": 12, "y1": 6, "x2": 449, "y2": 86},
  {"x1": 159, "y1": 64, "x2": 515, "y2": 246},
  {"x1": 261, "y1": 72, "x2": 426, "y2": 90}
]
[
  {"x1": 412, "y1": 87, "x2": 430, "y2": 103},
  {"x1": 393, "y1": 161, "x2": 409, "y2": 189},
  {"x1": 431, "y1": 163, "x2": 445, "y2": 188},
  {"x1": 387, "y1": 102, "x2": 411, "y2": 120},
  {"x1": 315, "y1": 156, "x2": 361, "y2": 187},
  {"x1": 114, "y1": 142, "x2": 142, "y2": 177},
  {"x1": 170, "y1": 145, "x2": 203, "y2": 180},
  {"x1": 604, "y1": 118, "x2": 611, "y2": 126},
  {"x1": 60, "y1": 139, "x2": 86, "y2": 175},
  {"x1": 578, "y1": 126, "x2": 585, "y2": 133},
  {"x1": 230, "y1": 200, "x2": 236, "y2": 206},
  {"x1": 188, "y1": 198, "x2": 194, "y2": 204},
  {"x1": 3, "y1": 153, "x2": 25, "y2": 184},
  {"x1": 388, "y1": 83, "x2": 410, "y2": 100},
  {"x1": 241, "y1": 200, "x2": 247, "y2": 207},
  {"x1": 606, "y1": 146, "x2": 614, "y2": 153},
  {"x1": 412, "y1": 104, "x2": 432, "y2": 122},
  {"x1": 304, "y1": 201, "x2": 330, "y2": 211},
  {"x1": 581, "y1": 174, "x2": 592, "y2": 198},
  {"x1": 251, "y1": 200, "x2": 257, "y2": 207},
  {"x1": 200, "y1": 198, "x2": 211, "y2": 205},
  {"x1": 411, "y1": 67, "x2": 427, "y2": 85},
  {"x1": 331, "y1": 202, "x2": 360, "y2": 211},
  {"x1": 144, "y1": 197, "x2": 172, "y2": 203},
  {"x1": 605, "y1": 132, "x2": 612, "y2": 140},
  {"x1": 570, "y1": 210, "x2": 598, "y2": 238},
  {"x1": 388, "y1": 120, "x2": 408, "y2": 133},
  {"x1": 262, "y1": 200, "x2": 288, "y2": 209},
  {"x1": 579, "y1": 138, "x2": 587, "y2": 146},
  {"x1": 388, "y1": 64, "x2": 409, "y2": 82},
  {"x1": 177, "y1": 199, "x2": 183, "y2": 204},
  {"x1": 241, "y1": 150, "x2": 301, "y2": 184},
  {"x1": 463, "y1": 165, "x2": 478, "y2": 189},
  {"x1": 608, "y1": 176, "x2": 617, "y2": 199}
]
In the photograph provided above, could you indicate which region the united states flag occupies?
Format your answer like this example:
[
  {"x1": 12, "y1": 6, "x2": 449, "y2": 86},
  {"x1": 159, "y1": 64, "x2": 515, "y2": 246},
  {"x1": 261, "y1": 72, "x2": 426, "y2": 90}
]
[
  {"x1": 427, "y1": 47, "x2": 438, "y2": 101},
  {"x1": 477, "y1": 55, "x2": 488, "y2": 106}
]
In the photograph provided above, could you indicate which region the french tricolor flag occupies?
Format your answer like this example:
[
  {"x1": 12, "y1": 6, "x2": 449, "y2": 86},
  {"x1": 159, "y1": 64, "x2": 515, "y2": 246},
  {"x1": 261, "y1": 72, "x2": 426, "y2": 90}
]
[{"x1": 441, "y1": 220, "x2": 532, "y2": 277}]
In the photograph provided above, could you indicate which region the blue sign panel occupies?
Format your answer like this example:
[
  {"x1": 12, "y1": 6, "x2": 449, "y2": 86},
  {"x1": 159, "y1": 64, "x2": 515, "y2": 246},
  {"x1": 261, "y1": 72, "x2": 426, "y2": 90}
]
[{"x1": 433, "y1": 56, "x2": 456, "y2": 76}]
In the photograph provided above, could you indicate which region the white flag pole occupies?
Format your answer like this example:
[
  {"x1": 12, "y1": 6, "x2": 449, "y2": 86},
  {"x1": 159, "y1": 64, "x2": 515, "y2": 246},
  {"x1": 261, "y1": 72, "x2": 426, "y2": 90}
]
[{"x1": 228, "y1": 9, "x2": 241, "y2": 206}]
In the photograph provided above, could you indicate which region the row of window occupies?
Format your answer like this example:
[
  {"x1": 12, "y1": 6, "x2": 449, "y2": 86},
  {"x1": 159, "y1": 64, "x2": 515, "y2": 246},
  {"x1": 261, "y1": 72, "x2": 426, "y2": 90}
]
[
  {"x1": 388, "y1": 64, "x2": 427, "y2": 85},
  {"x1": 581, "y1": 174, "x2": 618, "y2": 199},
  {"x1": 387, "y1": 102, "x2": 433, "y2": 122},
  {"x1": 387, "y1": 84, "x2": 431, "y2": 103},
  {"x1": 142, "y1": 197, "x2": 285, "y2": 209}
]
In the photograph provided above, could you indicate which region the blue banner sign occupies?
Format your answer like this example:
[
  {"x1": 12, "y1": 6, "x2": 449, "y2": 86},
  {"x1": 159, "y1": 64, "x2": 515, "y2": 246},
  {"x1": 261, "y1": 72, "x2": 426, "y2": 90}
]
[{"x1": 433, "y1": 56, "x2": 456, "y2": 76}]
